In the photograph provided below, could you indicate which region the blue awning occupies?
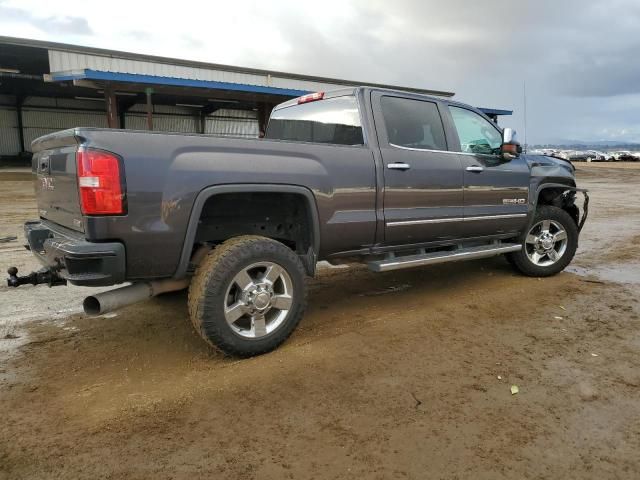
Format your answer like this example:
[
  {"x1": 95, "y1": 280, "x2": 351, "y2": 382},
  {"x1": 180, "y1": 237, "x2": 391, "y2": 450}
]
[{"x1": 50, "y1": 69, "x2": 311, "y2": 97}]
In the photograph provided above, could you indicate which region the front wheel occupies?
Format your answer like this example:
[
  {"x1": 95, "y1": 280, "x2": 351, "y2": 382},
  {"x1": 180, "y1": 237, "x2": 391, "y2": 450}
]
[
  {"x1": 188, "y1": 235, "x2": 307, "y2": 357},
  {"x1": 507, "y1": 205, "x2": 578, "y2": 277}
]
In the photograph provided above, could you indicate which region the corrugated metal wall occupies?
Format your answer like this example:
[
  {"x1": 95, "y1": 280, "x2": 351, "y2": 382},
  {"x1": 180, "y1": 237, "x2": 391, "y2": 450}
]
[
  {"x1": 124, "y1": 113, "x2": 199, "y2": 133},
  {"x1": 21, "y1": 109, "x2": 108, "y2": 149},
  {"x1": 206, "y1": 109, "x2": 259, "y2": 137},
  {"x1": 20, "y1": 97, "x2": 108, "y2": 151},
  {"x1": 125, "y1": 103, "x2": 199, "y2": 132},
  {"x1": 124, "y1": 105, "x2": 258, "y2": 137},
  {"x1": 0, "y1": 106, "x2": 21, "y2": 155},
  {"x1": 49, "y1": 50, "x2": 341, "y2": 93},
  {"x1": 0, "y1": 96, "x2": 106, "y2": 152},
  {"x1": 0, "y1": 95, "x2": 260, "y2": 156}
]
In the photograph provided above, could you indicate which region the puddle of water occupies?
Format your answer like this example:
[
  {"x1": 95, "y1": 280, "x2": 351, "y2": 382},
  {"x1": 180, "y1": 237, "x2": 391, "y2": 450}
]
[
  {"x1": 0, "y1": 325, "x2": 30, "y2": 385},
  {"x1": 567, "y1": 264, "x2": 640, "y2": 285}
]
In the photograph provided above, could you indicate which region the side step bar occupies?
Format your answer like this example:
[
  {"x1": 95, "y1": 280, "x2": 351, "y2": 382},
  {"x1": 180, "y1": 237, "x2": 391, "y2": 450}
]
[{"x1": 367, "y1": 243, "x2": 522, "y2": 272}]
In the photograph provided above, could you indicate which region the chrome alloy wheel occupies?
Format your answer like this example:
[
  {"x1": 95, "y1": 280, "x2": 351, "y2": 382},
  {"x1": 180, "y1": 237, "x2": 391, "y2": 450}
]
[
  {"x1": 224, "y1": 262, "x2": 293, "y2": 339},
  {"x1": 525, "y1": 219, "x2": 568, "y2": 267}
]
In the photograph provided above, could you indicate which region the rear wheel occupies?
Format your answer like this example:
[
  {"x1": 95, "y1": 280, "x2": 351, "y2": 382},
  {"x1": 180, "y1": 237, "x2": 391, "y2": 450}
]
[
  {"x1": 507, "y1": 205, "x2": 578, "y2": 277},
  {"x1": 188, "y1": 235, "x2": 307, "y2": 357}
]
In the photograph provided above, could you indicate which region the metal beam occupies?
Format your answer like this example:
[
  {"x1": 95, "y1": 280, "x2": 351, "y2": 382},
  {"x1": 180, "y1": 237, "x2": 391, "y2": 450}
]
[
  {"x1": 72, "y1": 79, "x2": 102, "y2": 90},
  {"x1": 55, "y1": 78, "x2": 295, "y2": 105},
  {"x1": 198, "y1": 110, "x2": 206, "y2": 134},
  {"x1": 145, "y1": 87, "x2": 153, "y2": 130},
  {"x1": 256, "y1": 102, "x2": 274, "y2": 136},
  {"x1": 103, "y1": 84, "x2": 119, "y2": 128},
  {"x1": 15, "y1": 93, "x2": 25, "y2": 153},
  {"x1": 201, "y1": 103, "x2": 222, "y2": 115}
]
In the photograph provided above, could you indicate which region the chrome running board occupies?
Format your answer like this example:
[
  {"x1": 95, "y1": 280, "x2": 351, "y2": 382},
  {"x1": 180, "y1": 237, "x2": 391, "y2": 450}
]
[{"x1": 367, "y1": 242, "x2": 522, "y2": 272}]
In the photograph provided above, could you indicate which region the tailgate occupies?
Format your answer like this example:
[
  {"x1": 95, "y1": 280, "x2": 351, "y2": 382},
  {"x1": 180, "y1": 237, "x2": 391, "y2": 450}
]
[{"x1": 31, "y1": 129, "x2": 84, "y2": 232}]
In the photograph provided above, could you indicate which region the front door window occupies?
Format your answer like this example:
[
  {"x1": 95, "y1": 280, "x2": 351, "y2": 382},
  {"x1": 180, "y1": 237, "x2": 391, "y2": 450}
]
[{"x1": 449, "y1": 106, "x2": 502, "y2": 156}]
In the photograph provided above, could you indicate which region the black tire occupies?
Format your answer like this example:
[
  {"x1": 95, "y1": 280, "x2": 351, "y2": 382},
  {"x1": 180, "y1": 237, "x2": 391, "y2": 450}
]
[
  {"x1": 188, "y1": 235, "x2": 307, "y2": 357},
  {"x1": 507, "y1": 205, "x2": 578, "y2": 277}
]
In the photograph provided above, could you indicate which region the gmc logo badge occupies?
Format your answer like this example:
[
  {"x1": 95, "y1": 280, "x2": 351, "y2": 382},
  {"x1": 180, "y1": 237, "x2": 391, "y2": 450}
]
[{"x1": 40, "y1": 176, "x2": 55, "y2": 191}]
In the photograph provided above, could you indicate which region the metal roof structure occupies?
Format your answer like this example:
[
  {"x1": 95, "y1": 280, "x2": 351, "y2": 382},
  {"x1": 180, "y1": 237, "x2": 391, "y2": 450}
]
[
  {"x1": 1, "y1": 36, "x2": 455, "y2": 98},
  {"x1": 0, "y1": 36, "x2": 513, "y2": 161}
]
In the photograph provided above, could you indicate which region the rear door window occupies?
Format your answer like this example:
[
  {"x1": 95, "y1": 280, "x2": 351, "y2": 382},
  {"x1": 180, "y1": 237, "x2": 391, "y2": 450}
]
[
  {"x1": 266, "y1": 96, "x2": 364, "y2": 145},
  {"x1": 380, "y1": 96, "x2": 447, "y2": 151}
]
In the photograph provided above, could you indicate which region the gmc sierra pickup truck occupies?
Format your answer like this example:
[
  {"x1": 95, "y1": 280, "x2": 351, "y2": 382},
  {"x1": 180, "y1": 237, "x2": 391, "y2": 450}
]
[{"x1": 8, "y1": 87, "x2": 588, "y2": 357}]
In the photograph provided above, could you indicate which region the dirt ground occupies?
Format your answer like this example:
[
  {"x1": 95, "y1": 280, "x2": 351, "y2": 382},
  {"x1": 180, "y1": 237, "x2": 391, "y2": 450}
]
[{"x1": 1, "y1": 164, "x2": 639, "y2": 480}]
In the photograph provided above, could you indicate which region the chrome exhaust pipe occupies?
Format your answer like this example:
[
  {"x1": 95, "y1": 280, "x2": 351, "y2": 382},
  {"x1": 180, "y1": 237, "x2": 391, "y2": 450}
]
[{"x1": 83, "y1": 279, "x2": 189, "y2": 316}]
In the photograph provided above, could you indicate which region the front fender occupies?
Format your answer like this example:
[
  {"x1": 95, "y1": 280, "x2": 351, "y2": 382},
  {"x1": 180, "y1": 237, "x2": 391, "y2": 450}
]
[
  {"x1": 524, "y1": 154, "x2": 587, "y2": 232},
  {"x1": 530, "y1": 182, "x2": 589, "y2": 233}
]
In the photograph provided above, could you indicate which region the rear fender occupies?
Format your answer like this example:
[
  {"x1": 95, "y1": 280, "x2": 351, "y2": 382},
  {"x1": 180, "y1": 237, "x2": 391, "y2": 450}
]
[{"x1": 173, "y1": 184, "x2": 321, "y2": 278}]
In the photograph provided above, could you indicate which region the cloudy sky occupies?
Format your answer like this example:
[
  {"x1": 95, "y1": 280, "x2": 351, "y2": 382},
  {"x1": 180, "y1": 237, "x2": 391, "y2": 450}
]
[{"x1": 1, "y1": 0, "x2": 639, "y2": 144}]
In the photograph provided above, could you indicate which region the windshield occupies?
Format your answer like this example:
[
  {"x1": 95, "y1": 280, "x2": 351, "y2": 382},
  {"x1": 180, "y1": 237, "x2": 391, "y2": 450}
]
[{"x1": 266, "y1": 96, "x2": 364, "y2": 146}]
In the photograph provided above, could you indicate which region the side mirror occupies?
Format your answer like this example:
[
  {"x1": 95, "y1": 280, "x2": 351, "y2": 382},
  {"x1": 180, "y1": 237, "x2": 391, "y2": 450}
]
[{"x1": 501, "y1": 127, "x2": 521, "y2": 160}]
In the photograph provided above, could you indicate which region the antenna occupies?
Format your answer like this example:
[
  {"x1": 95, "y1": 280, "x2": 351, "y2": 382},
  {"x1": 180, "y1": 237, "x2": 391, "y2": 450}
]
[{"x1": 523, "y1": 81, "x2": 528, "y2": 152}]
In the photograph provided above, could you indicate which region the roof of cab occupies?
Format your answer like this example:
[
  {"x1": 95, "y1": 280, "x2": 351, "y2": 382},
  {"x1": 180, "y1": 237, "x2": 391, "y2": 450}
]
[{"x1": 273, "y1": 86, "x2": 497, "y2": 122}]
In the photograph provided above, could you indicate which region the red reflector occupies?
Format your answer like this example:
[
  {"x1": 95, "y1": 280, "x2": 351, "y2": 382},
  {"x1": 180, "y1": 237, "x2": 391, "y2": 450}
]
[
  {"x1": 76, "y1": 149, "x2": 125, "y2": 215},
  {"x1": 297, "y1": 91, "x2": 324, "y2": 104}
]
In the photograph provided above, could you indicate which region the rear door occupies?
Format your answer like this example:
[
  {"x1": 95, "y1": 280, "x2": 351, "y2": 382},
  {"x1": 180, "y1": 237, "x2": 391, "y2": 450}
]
[
  {"x1": 372, "y1": 92, "x2": 464, "y2": 245},
  {"x1": 446, "y1": 105, "x2": 530, "y2": 238}
]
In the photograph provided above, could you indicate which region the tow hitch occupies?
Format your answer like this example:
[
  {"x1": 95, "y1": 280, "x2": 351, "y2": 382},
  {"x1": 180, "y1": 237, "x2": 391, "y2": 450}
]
[{"x1": 6, "y1": 266, "x2": 67, "y2": 288}]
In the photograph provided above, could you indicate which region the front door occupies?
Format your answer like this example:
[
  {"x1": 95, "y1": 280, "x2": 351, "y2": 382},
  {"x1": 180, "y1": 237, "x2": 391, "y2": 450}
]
[
  {"x1": 372, "y1": 92, "x2": 465, "y2": 246},
  {"x1": 447, "y1": 105, "x2": 530, "y2": 238}
]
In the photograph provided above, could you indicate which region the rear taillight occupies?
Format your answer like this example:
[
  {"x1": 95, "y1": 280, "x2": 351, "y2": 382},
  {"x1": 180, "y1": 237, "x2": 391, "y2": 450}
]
[{"x1": 76, "y1": 148, "x2": 125, "y2": 215}]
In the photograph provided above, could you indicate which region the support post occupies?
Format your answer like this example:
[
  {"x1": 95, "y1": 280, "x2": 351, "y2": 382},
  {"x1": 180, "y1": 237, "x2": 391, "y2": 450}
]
[
  {"x1": 256, "y1": 102, "x2": 273, "y2": 137},
  {"x1": 16, "y1": 93, "x2": 25, "y2": 153},
  {"x1": 145, "y1": 87, "x2": 154, "y2": 131},
  {"x1": 104, "y1": 85, "x2": 119, "y2": 128},
  {"x1": 199, "y1": 110, "x2": 206, "y2": 134},
  {"x1": 117, "y1": 95, "x2": 139, "y2": 131}
]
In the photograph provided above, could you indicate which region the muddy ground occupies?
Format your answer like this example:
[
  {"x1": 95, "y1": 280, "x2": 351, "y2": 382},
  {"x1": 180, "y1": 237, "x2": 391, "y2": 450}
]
[{"x1": 1, "y1": 164, "x2": 639, "y2": 479}]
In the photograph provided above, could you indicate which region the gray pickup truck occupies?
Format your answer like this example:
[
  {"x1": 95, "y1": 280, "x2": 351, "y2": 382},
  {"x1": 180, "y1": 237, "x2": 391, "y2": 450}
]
[{"x1": 8, "y1": 87, "x2": 588, "y2": 356}]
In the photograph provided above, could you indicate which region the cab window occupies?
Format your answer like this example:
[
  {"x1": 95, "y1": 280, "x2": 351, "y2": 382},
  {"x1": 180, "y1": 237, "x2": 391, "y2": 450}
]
[
  {"x1": 449, "y1": 106, "x2": 502, "y2": 155},
  {"x1": 380, "y1": 96, "x2": 447, "y2": 151},
  {"x1": 266, "y1": 96, "x2": 364, "y2": 146}
]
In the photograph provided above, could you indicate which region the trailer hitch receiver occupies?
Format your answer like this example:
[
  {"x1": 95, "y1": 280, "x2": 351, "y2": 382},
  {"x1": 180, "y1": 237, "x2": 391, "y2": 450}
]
[{"x1": 7, "y1": 266, "x2": 67, "y2": 288}]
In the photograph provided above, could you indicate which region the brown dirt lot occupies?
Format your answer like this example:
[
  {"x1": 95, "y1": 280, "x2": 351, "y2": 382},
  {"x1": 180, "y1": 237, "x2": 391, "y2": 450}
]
[{"x1": 1, "y1": 164, "x2": 639, "y2": 480}]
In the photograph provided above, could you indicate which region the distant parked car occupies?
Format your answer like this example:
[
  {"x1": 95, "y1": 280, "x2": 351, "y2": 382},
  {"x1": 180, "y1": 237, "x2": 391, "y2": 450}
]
[
  {"x1": 585, "y1": 150, "x2": 607, "y2": 162},
  {"x1": 567, "y1": 151, "x2": 591, "y2": 162},
  {"x1": 611, "y1": 151, "x2": 639, "y2": 161}
]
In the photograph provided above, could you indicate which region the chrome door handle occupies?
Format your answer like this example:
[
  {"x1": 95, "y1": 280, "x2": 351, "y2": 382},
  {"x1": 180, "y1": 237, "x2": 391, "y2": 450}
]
[
  {"x1": 466, "y1": 165, "x2": 484, "y2": 172},
  {"x1": 387, "y1": 162, "x2": 411, "y2": 170}
]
